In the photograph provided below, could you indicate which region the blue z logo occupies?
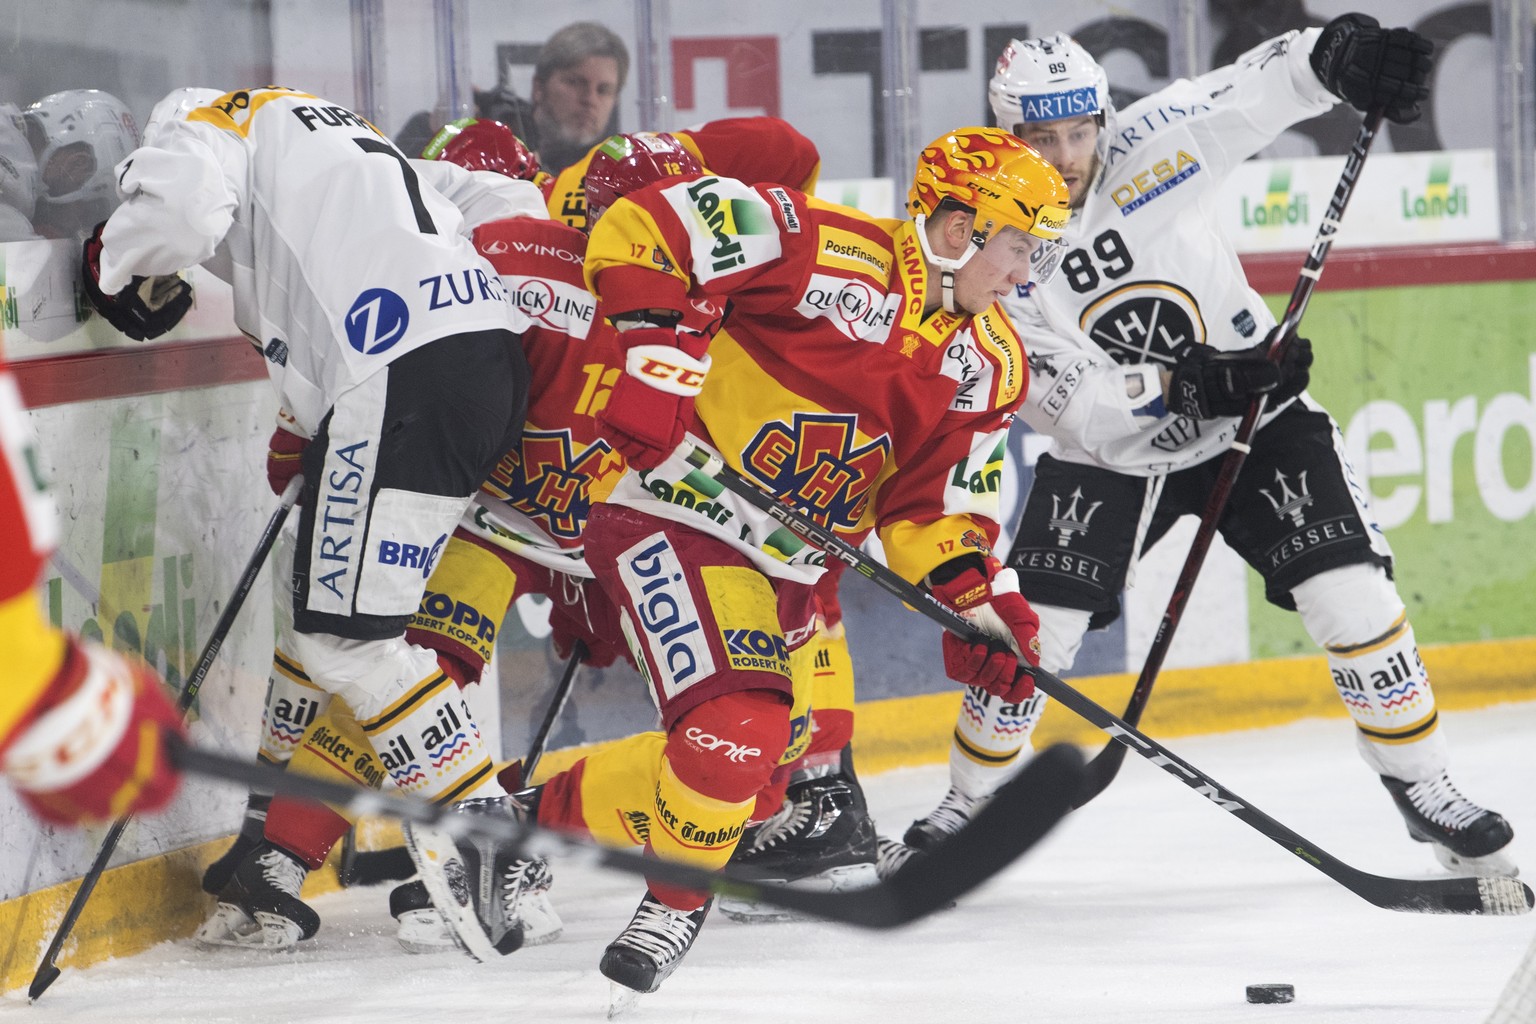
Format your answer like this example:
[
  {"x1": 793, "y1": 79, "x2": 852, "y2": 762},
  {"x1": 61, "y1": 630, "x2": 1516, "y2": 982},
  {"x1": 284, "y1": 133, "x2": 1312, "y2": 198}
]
[{"x1": 346, "y1": 288, "x2": 410, "y2": 354}]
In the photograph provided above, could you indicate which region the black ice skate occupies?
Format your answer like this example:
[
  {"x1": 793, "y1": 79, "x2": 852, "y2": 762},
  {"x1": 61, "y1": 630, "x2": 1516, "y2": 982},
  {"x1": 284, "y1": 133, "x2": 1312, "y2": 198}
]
[
  {"x1": 719, "y1": 764, "x2": 878, "y2": 922},
  {"x1": 1382, "y1": 771, "x2": 1518, "y2": 876},
  {"x1": 389, "y1": 878, "x2": 455, "y2": 954},
  {"x1": 904, "y1": 785, "x2": 987, "y2": 852},
  {"x1": 195, "y1": 841, "x2": 319, "y2": 950},
  {"x1": 200, "y1": 792, "x2": 271, "y2": 895},
  {"x1": 400, "y1": 795, "x2": 561, "y2": 962},
  {"x1": 600, "y1": 889, "x2": 712, "y2": 1004}
]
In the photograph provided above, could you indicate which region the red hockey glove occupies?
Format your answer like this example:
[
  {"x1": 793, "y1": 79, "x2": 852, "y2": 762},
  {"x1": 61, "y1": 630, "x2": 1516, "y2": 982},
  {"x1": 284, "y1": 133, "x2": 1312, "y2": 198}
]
[
  {"x1": 929, "y1": 555, "x2": 1041, "y2": 703},
  {"x1": 549, "y1": 601, "x2": 627, "y2": 669},
  {"x1": 2, "y1": 639, "x2": 186, "y2": 825},
  {"x1": 596, "y1": 326, "x2": 712, "y2": 471},
  {"x1": 81, "y1": 222, "x2": 194, "y2": 342},
  {"x1": 266, "y1": 413, "x2": 309, "y2": 498}
]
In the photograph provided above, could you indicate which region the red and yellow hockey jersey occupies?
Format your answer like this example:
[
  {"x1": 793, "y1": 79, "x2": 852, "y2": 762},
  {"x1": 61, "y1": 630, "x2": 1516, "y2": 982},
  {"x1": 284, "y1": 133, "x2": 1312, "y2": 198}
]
[
  {"x1": 457, "y1": 216, "x2": 625, "y2": 575},
  {"x1": 544, "y1": 117, "x2": 821, "y2": 232},
  {"x1": 585, "y1": 175, "x2": 1028, "y2": 587}
]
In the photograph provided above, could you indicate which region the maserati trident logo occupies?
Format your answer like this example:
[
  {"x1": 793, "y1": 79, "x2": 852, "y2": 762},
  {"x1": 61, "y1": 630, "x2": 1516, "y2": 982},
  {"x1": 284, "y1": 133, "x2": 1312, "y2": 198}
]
[
  {"x1": 1260, "y1": 469, "x2": 1313, "y2": 526},
  {"x1": 1049, "y1": 487, "x2": 1102, "y2": 547}
]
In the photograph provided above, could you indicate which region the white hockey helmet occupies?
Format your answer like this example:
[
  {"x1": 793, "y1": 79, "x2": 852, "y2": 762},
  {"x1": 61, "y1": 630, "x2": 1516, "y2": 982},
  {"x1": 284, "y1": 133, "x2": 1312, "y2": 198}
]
[
  {"x1": 24, "y1": 89, "x2": 139, "y2": 206},
  {"x1": 144, "y1": 87, "x2": 223, "y2": 145},
  {"x1": 0, "y1": 103, "x2": 40, "y2": 221},
  {"x1": 989, "y1": 33, "x2": 1110, "y2": 131}
]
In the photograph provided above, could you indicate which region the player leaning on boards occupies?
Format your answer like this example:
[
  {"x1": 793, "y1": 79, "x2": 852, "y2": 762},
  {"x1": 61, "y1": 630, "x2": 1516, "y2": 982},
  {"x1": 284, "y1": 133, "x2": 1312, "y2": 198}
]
[
  {"x1": 81, "y1": 85, "x2": 550, "y2": 946},
  {"x1": 405, "y1": 127, "x2": 1070, "y2": 1001},
  {"x1": 897, "y1": 16, "x2": 1515, "y2": 877}
]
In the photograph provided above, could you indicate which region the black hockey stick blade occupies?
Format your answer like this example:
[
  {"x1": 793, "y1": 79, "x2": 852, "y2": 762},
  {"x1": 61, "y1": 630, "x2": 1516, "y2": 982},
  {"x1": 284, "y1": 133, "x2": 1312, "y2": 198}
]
[
  {"x1": 1027, "y1": 670, "x2": 1533, "y2": 917},
  {"x1": 682, "y1": 446, "x2": 1533, "y2": 917},
  {"x1": 171, "y1": 737, "x2": 1083, "y2": 929}
]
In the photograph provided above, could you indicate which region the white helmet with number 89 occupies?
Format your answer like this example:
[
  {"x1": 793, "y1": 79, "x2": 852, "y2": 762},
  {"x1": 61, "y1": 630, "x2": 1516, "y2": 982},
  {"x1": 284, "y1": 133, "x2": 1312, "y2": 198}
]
[{"x1": 989, "y1": 33, "x2": 1109, "y2": 132}]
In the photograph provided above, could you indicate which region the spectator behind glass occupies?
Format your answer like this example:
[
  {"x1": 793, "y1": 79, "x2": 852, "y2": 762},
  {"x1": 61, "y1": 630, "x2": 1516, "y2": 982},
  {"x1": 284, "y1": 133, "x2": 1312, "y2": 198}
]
[{"x1": 474, "y1": 21, "x2": 629, "y2": 175}]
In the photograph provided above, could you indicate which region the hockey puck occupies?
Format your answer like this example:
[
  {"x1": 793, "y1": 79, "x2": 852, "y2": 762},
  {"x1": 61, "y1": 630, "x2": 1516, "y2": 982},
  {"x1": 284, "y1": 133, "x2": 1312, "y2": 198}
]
[{"x1": 1246, "y1": 983, "x2": 1295, "y2": 1004}]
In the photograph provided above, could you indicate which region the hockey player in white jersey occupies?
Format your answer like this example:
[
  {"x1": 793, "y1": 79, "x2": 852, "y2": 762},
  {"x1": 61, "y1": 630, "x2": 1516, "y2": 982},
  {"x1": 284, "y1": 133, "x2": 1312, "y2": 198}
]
[
  {"x1": 901, "y1": 18, "x2": 1516, "y2": 877},
  {"x1": 82, "y1": 86, "x2": 547, "y2": 945}
]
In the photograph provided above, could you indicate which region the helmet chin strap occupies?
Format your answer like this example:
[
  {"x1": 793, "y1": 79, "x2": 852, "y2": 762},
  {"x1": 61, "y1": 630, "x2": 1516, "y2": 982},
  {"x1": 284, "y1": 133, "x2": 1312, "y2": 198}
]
[{"x1": 912, "y1": 213, "x2": 982, "y2": 314}]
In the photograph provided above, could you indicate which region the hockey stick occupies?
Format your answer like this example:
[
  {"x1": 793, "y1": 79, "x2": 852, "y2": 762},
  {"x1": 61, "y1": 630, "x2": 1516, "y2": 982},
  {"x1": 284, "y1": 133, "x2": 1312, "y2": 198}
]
[
  {"x1": 170, "y1": 734, "x2": 1084, "y2": 929},
  {"x1": 521, "y1": 640, "x2": 584, "y2": 782},
  {"x1": 1074, "y1": 108, "x2": 1386, "y2": 807},
  {"x1": 681, "y1": 444, "x2": 1533, "y2": 917},
  {"x1": 339, "y1": 642, "x2": 587, "y2": 887},
  {"x1": 29, "y1": 476, "x2": 303, "y2": 1002}
]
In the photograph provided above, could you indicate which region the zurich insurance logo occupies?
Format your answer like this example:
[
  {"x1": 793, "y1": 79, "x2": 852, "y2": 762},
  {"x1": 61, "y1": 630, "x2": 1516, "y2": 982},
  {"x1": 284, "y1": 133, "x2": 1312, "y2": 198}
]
[{"x1": 346, "y1": 287, "x2": 410, "y2": 354}]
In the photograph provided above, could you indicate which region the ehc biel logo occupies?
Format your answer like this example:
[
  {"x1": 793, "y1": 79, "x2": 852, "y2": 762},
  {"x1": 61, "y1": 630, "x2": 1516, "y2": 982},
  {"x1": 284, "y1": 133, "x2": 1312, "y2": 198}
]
[
  {"x1": 742, "y1": 413, "x2": 890, "y2": 528},
  {"x1": 487, "y1": 430, "x2": 613, "y2": 539},
  {"x1": 346, "y1": 287, "x2": 410, "y2": 354}
]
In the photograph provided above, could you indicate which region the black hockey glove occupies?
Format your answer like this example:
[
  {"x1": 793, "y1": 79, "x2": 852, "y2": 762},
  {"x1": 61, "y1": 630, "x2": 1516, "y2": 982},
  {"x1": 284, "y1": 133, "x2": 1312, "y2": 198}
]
[
  {"x1": 81, "y1": 222, "x2": 194, "y2": 341},
  {"x1": 1270, "y1": 335, "x2": 1314, "y2": 406},
  {"x1": 1168, "y1": 341, "x2": 1279, "y2": 419},
  {"x1": 1311, "y1": 13, "x2": 1434, "y2": 125}
]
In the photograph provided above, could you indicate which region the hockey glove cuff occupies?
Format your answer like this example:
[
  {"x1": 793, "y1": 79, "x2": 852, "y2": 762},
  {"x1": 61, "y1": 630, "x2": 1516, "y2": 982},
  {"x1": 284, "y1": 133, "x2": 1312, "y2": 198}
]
[
  {"x1": 929, "y1": 555, "x2": 1041, "y2": 703},
  {"x1": 267, "y1": 409, "x2": 309, "y2": 498},
  {"x1": 597, "y1": 326, "x2": 712, "y2": 471},
  {"x1": 1270, "y1": 335, "x2": 1315, "y2": 406},
  {"x1": 2, "y1": 639, "x2": 185, "y2": 825},
  {"x1": 81, "y1": 223, "x2": 195, "y2": 341},
  {"x1": 1311, "y1": 14, "x2": 1434, "y2": 125}
]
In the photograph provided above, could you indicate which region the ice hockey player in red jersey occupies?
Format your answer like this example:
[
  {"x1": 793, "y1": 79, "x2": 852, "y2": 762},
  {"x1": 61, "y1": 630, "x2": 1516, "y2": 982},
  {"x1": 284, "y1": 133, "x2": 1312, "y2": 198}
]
[
  {"x1": 0, "y1": 354, "x2": 185, "y2": 825},
  {"x1": 406, "y1": 125, "x2": 1069, "y2": 1000},
  {"x1": 902, "y1": 21, "x2": 1515, "y2": 879},
  {"x1": 541, "y1": 115, "x2": 822, "y2": 231}
]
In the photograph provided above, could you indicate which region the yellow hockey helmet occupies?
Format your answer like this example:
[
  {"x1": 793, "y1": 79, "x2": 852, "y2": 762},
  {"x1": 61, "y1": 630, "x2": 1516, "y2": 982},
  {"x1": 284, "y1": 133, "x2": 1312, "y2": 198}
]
[{"x1": 907, "y1": 127, "x2": 1069, "y2": 243}]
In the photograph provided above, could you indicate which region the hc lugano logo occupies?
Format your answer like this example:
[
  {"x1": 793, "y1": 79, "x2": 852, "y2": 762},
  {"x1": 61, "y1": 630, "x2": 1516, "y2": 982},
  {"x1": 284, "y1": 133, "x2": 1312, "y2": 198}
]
[
  {"x1": 1259, "y1": 469, "x2": 1313, "y2": 527},
  {"x1": 1081, "y1": 282, "x2": 1204, "y2": 367},
  {"x1": 1050, "y1": 487, "x2": 1102, "y2": 548}
]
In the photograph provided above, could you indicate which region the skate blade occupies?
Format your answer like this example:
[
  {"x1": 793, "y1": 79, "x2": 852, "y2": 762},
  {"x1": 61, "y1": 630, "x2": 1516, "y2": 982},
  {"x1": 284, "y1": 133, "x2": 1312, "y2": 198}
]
[
  {"x1": 718, "y1": 863, "x2": 878, "y2": 923},
  {"x1": 194, "y1": 904, "x2": 298, "y2": 950},
  {"x1": 1433, "y1": 842, "x2": 1521, "y2": 878},
  {"x1": 400, "y1": 821, "x2": 498, "y2": 963},
  {"x1": 607, "y1": 981, "x2": 642, "y2": 1019},
  {"x1": 254, "y1": 912, "x2": 306, "y2": 949},
  {"x1": 516, "y1": 899, "x2": 564, "y2": 946},
  {"x1": 395, "y1": 909, "x2": 458, "y2": 955}
]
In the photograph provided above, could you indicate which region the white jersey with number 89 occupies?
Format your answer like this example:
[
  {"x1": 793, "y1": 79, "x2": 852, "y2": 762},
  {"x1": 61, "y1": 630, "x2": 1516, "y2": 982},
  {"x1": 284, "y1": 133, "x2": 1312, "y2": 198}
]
[{"x1": 1004, "y1": 28, "x2": 1335, "y2": 477}]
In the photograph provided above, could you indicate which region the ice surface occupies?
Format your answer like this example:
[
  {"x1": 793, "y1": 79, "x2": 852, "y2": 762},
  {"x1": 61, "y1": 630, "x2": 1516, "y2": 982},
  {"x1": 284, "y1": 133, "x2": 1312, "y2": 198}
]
[{"x1": 6, "y1": 703, "x2": 1534, "y2": 1023}]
